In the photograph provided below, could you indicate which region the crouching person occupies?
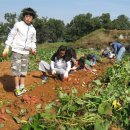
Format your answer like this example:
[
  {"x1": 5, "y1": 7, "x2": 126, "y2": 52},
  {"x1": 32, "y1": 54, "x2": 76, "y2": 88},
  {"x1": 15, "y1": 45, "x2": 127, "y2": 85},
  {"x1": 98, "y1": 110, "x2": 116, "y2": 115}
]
[
  {"x1": 39, "y1": 45, "x2": 71, "y2": 83},
  {"x1": 86, "y1": 54, "x2": 98, "y2": 67}
]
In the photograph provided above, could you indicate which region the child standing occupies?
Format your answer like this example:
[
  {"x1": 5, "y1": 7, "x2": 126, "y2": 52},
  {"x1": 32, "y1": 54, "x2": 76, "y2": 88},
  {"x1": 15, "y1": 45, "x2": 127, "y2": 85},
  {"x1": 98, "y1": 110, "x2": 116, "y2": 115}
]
[{"x1": 2, "y1": 7, "x2": 37, "y2": 96}]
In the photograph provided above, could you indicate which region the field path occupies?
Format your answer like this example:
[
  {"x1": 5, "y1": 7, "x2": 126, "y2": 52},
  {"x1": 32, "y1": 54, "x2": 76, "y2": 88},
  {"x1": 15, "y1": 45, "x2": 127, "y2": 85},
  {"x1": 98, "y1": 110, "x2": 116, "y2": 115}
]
[{"x1": 0, "y1": 59, "x2": 113, "y2": 130}]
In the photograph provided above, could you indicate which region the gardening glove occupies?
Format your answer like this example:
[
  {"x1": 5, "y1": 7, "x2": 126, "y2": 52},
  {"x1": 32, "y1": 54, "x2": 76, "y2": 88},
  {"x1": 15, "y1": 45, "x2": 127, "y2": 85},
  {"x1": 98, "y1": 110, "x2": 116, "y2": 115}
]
[
  {"x1": 64, "y1": 71, "x2": 68, "y2": 79},
  {"x1": 2, "y1": 48, "x2": 9, "y2": 58},
  {"x1": 52, "y1": 70, "x2": 56, "y2": 75}
]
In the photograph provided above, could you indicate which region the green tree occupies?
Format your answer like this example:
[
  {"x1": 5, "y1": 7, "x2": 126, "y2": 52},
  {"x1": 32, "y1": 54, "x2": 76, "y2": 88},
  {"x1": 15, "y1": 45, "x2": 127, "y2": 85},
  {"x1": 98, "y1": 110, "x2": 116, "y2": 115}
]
[
  {"x1": 4, "y1": 13, "x2": 17, "y2": 28},
  {"x1": 99, "y1": 13, "x2": 112, "y2": 29},
  {"x1": 34, "y1": 17, "x2": 49, "y2": 43},
  {"x1": 91, "y1": 16, "x2": 101, "y2": 30},
  {"x1": 111, "y1": 15, "x2": 130, "y2": 29},
  {"x1": 64, "y1": 13, "x2": 94, "y2": 42},
  {"x1": 47, "y1": 18, "x2": 65, "y2": 42}
]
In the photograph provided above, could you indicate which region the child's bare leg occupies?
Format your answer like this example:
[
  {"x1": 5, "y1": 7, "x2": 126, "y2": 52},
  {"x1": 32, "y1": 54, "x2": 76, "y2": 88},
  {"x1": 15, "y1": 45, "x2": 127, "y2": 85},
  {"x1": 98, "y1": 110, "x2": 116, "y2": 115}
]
[
  {"x1": 20, "y1": 75, "x2": 25, "y2": 89},
  {"x1": 14, "y1": 76, "x2": 20, "y2": 89}
]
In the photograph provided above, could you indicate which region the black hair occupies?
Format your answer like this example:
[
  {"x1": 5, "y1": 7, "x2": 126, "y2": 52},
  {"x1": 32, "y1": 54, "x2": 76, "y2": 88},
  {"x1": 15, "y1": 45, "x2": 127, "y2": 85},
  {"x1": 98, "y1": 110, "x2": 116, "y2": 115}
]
[
  {"x1": 78, "y1": 57, "x2": 85, "y2": 69},
  {"x1": 67, "y1": 48, "x2": 77, "y2": 59},
  {"x1": 65, "y1": 47, "x2": 77, "y2": 61},
  {"x1": 51, "y1": 45, "x2": 67, "y2": 61},
  {"x1": 86, "y1": 54, "x2": 93, "y2": 60},
  {"x1": 56, "y1": 45, "x2": 67, "y2": 55},
  {"x1": 108, "y1": 41, "x2": 113, "y2": 46},
  {"x1": 21, "y1": 7, "x2": 37, "y2": 19}
]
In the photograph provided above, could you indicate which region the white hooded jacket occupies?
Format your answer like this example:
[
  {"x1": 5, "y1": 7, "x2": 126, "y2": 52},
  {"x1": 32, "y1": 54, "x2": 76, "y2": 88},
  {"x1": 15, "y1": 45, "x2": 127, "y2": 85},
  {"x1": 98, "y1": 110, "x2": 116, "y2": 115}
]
[{"x1": 5, "y1": 21, "x2": 36, "y2": 54}]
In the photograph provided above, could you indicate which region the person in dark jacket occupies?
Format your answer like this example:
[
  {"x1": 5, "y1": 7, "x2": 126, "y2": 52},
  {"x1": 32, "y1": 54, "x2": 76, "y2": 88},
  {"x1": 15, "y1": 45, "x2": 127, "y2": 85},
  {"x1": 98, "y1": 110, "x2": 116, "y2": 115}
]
[{"x1": 108, "y1": 41, "x2": 126, "y2": 61}]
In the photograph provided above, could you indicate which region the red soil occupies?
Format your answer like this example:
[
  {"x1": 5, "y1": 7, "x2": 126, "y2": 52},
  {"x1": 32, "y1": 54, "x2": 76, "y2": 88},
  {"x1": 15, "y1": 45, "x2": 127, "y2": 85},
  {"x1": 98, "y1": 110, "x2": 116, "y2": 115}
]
[{"x1": 0, "y1": 59, "x2": 113, "y2": 130}]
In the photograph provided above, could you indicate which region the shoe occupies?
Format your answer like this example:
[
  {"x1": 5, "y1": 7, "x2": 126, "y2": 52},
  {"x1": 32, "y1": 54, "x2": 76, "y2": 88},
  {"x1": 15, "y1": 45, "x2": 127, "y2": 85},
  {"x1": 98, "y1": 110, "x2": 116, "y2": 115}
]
[
  {"x1": 20, "y1": 88, "x2": 27, "y2": 94},
  {"x1": 14, "y1": 88, "x2": 22, "y2": 97},
  {"x1": 42, "y1": 76, "x2": 48, "y2": 83}
]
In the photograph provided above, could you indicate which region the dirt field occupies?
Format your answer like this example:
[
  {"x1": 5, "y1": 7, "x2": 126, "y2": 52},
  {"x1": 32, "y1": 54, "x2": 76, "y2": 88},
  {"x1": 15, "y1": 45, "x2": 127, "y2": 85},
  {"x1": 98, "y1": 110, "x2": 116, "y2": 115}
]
[{"x1": 0, "y1": 59, "x2": 113, "y2": 130}]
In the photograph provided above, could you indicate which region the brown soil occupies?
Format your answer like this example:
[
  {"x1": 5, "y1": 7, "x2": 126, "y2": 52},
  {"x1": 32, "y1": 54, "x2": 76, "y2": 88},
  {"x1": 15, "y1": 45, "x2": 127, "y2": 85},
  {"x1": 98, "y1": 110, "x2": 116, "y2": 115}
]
[{"x1": 0, "y1": 59, "x2": 114, "y2": 130}]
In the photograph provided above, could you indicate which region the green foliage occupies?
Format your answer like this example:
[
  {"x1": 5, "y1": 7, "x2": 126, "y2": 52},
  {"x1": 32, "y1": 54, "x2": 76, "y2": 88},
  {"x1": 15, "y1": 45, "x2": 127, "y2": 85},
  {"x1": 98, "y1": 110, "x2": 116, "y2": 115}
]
[
  {"x1": 95, "y1": 120, "x2": 111, "y2": 130},
  {"x1": 1, "y1": 12, "x2": 130, "y2": 44},
  {"x1": 0, "y1": 43, "x2": 102, "y2": 72},
  {"x1": 34, "y1": 17, "x2": 65, "y2": 43},
  {"x1": 22, "y1": 57, "x2": 130, "y2": 130}
]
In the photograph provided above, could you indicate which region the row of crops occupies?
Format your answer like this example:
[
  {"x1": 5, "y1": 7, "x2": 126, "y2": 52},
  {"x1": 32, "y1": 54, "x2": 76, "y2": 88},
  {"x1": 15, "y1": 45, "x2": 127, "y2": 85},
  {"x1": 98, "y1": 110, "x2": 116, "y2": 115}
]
[
  {"x1": 21, "y1": 58, "x2": 130, "y2": 130},
  {"x1": 1, "y1": 43, "x2": 130, "y2": 129},
  {"x1": 0, "y1": 43, "x2": 101, "y2": 72}
]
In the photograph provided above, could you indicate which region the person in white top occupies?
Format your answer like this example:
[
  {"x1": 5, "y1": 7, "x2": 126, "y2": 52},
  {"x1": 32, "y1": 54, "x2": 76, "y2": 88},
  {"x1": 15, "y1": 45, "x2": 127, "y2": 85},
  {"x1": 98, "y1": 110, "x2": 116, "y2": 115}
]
[
  {"x1": 39, "y1": 45, "x2": 71, "y2": 82},
  {"x1": 2, "y1": 7, "x2": 37, "y2": 96}
]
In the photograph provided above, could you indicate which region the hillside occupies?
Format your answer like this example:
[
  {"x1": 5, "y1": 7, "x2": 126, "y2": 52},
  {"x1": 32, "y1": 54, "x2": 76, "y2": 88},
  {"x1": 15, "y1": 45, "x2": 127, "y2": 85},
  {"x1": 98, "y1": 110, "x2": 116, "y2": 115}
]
[{"x1": 73, "y1": 28, "x2": 130, "y2": 49}]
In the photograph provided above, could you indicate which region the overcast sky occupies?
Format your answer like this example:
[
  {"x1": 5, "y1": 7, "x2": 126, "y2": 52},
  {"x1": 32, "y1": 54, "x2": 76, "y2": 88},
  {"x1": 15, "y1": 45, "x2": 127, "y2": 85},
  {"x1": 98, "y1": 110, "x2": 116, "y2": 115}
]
[{"x1": 0, "y1": 0, "x2": 130, "y2": 24}]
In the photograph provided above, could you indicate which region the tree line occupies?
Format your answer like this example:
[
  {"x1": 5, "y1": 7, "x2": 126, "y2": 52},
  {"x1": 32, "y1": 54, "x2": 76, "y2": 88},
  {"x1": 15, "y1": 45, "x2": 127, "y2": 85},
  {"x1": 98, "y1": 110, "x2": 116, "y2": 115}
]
[{"x1": 0, "y1": 12, "x2": 130, "y2": 43}]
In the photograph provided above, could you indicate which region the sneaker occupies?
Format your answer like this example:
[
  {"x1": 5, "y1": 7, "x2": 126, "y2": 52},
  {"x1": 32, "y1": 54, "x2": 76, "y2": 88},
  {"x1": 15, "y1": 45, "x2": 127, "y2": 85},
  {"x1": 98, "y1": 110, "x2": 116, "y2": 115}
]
[
  {"x1": 42, "y1": 76, "x2": 48, "y2": 83},
  {"x1": 20, "y1": 88, "x2": 27, "y2": 94},
  {"x1": 14, "y1": 88, "x2": 22, "y2": 97}
]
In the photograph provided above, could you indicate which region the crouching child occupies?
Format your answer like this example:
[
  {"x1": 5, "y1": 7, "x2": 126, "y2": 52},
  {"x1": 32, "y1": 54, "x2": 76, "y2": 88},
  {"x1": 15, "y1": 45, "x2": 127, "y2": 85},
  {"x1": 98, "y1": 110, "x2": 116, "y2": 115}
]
[{"x1": 39, "y1": 45, "x2": 71, "y2": 82}]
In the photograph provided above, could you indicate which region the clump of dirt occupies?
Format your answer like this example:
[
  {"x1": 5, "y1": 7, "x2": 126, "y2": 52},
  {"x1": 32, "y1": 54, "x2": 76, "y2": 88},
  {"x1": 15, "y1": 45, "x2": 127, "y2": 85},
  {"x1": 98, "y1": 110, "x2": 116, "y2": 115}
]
[{"x1": 0, "y1": 59, "x2": 113, "y2": 130}]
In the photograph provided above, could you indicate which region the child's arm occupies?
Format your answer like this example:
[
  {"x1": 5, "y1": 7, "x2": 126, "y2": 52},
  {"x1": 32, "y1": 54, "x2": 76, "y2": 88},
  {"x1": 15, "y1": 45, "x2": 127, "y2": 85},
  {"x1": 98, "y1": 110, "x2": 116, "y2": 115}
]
[
  {"x1": 5, "y1": 23, "x2": 18, "y2": 49},
  {"x1": 84, "y1": 64, "x2": 92, "y2": 72},
  {"x1": 64, "y1": 61, "x2": 71, "y2": 79},
  {"x1": 84, "y1": 64, "x2": 96, "y2": 75},
  {"x1": 51, "y1": 60, "x2": 55, "y2": 73},
  {"x1": 3, "y1": 23, "x2": 18, "y2": 58},
  {"x1": 66, "y1": 61, "x2": 71, "y2": 73},
  {"x1": 31, "y1": 29, "x2": 36, "y2": 54}
]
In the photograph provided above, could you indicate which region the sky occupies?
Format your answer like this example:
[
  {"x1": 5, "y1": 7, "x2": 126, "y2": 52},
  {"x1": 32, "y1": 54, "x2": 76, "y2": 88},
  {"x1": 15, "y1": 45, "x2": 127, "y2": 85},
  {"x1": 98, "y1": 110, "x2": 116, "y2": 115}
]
[{"x1": 0, "y1": 0, "x2": 130, "y2": 24}]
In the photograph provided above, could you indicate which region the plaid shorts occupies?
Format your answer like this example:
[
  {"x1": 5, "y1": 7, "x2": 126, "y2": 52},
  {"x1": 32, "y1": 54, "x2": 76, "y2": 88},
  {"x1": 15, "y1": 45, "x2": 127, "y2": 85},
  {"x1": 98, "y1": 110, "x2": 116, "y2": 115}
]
[{"x1": 11, "y1": 52, "x2": 29, "y2": 76}]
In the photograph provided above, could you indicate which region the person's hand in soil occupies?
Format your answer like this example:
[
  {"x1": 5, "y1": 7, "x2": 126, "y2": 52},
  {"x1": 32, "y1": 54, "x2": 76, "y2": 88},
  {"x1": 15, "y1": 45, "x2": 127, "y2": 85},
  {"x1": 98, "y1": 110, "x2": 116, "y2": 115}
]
[
  {"x1": 52, "y1": 70, "x2": 56, "y2": 75},
  {"x1": 63, "y1": 71, "x2": 68, "y2": 80}
]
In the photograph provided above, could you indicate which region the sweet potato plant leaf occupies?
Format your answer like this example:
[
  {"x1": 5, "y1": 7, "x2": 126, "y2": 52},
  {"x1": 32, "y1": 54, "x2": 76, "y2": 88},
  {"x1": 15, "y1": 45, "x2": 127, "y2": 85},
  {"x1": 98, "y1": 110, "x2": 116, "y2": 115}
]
[
  {"x1": 6, "y1": 108, "x2": 12, "y2": 114},
  {"x1": 20, "y1": 120, "x2": 27, "y2": 124},
  {"x1": 21, "y1": 123, "x2": 31, "y2": 130},
  {"x1": 19, "y1": 109, "x2": 27, "y2": 116},
  {"x1": 39, "y1": 124, "x2": 46, "y2": 129},
  {"x1": 58, "y1": 125, "x2": 66, "y2": 130},
  {"x1": 36, "y1": 104, "x2": 42, "y2": 110},
  {"x1": 95, "y1": 120, "x2": 111, "y2": 130},
  {"x1": 0, "y1": 101, "x2": 4, "y2": 108},
  {"x1": 71, "y1": 88, "x2": 78, "y2": 94},
  {"x1": 68, "y1": 105, "x2": 77, "y2": 112},
  {"x1": 98, "y1": 102, "x2": 112, "y2": 115},
  {"x1": 41, "y1": 112, "x2": 55, "y2": 120},
  {"x1": 59, "y1": 91, "x2": 69, "y2": 101},
  {"x1": 126, "y1": 96, "x2": 130, "y2": 102},
  {"x1": 75, "y1": 98, "x2": 85, "y2": 105},
  {"x1": 45, "y1": 102, "x2": 55, "y2": 111},
  {"x1": 93, "y1": 79, "x2": 102, "y2": 86},
  {"x1": 13, "y1": 116, "x2": 21, "y2": 124}
]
